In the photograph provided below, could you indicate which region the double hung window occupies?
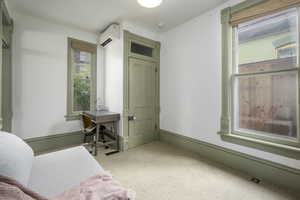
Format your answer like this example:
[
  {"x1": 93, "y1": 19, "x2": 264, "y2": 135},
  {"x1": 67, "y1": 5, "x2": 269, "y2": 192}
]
[{"x1": 220, "y1": 1, "x2": 300, "y2": 159}]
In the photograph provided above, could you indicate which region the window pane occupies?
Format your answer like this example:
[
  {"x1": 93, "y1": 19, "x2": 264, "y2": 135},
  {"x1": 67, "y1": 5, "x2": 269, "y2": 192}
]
[
  {"x1": 73, "y1": 79, "x2": 91, "y2": 112},
  {"x1": 74, "y1": 50, "x2": 92, "y2": 79},
  {"x1": 234, "y1": 72, "x2": 298, "y2": 139},
  {"x1": 72, "y1": 50, "x2": 92, "y2": 112},
  {"x1": 238, "y1": 8, "x2": 298, "y2": 73},
  {"x1": 74, "y1": 50, "x2": 91, "y2": 64},
  {"x1": 131, "y1": 42, "x2": 153, "y2": 57}
]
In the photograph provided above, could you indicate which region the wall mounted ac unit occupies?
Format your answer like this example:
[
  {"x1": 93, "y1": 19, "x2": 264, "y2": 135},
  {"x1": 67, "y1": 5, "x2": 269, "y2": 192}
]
[{"x1": 99, "y1": 23, "x2": 120, "y2": 47}]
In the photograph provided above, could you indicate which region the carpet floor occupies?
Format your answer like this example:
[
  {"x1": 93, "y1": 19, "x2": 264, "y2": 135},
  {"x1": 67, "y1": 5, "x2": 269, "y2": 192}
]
[{"x1": 95, "y1": 141, "x2": 300, "y2": 200}]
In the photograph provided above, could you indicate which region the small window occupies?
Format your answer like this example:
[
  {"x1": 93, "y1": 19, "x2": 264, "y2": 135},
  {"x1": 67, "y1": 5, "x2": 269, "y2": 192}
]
[
  {"x1": 276, "y1": 43, "x2": 297, "y2": 59},
  {"x1": 66, "y1": 38, "x2": 97, "y2": 120},
  {"x1": 73, "y1": 50, "x2": 92, "y2": 112},
  {"x1": 131, "y1": 42, "x2": 153, "y2": 57}
]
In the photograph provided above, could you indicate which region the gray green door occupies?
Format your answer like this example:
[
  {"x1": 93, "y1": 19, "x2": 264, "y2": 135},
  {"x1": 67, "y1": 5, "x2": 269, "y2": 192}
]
[{"x1": 128, "y1": 58, "x2": 157, "y2": 148}]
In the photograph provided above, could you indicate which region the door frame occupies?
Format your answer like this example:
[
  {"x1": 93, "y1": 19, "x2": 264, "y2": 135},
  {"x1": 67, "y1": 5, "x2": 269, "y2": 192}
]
[
  {"x1": 123, "y1": 30, "x2": 161, "y2": 150},
  {"x1": 1, "y1": 1, "x2": 13, "y2": 131}
]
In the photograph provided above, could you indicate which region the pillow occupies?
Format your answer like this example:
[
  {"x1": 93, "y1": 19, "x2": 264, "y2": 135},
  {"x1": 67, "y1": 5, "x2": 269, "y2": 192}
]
[{"x1": 0, "y1": 132, "x2": 34, "y2": 186}]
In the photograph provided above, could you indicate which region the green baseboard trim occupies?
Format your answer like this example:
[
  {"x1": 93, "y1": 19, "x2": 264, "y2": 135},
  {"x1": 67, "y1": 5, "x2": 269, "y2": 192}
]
[
  {"x1": 159, "y1": 129, "x2": 300, "y2": 191},
  {"x1": 120, "y1": 134, "x2": 159, "y2": 151},
  {"x1": 25, "y1": 131, "x2": 84, "y2": 154}
]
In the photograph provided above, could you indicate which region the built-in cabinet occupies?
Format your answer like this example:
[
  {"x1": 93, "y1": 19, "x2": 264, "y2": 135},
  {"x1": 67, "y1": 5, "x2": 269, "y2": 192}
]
[{"x1": 0, "y1": 0, "x2": 13, "y2": 132}]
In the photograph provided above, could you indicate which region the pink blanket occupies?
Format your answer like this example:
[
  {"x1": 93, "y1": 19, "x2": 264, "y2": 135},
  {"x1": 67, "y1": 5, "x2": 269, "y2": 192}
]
[
  {"x1": 0, "y1": 173, "x2": 135, "y2": 200},
  {"x1": 0, "y1": 175, "x2": 48, "y2": 200},
  {"x1": 52, "y1": 173, "x2": 134, "y2": 200}
]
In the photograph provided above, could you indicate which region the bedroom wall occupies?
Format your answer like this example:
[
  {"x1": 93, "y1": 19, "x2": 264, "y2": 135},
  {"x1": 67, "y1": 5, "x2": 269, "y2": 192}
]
[
  {"x1": 104, "y1": 20, "x2": 160, "y2": 136},
  {"x1": 10, "y1": 9, "x2": 160, "y2": 140},
  {"x1": 159, "y1": 0, "x2": 300, "y2": 169},
  {"x1": 11, "y1": 12, "x2": 102, "y2": 139}
]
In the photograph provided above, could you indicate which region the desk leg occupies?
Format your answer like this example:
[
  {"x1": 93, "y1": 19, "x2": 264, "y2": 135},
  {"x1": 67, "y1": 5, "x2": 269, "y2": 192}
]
[
  {"x1": 105, "y1": 121, "x2": 119, "y2": 156},
  {"x1": 115, "y1": 121, "x2": 120, "y2": 152},
  {"x1": 94, "y1": 124, "x2": 100, "y2": 156}
]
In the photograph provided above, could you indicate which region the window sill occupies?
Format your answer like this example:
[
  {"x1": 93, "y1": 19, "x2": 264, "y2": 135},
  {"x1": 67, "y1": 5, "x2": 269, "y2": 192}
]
[
  {"x1": 219, "y1": 132, "x2": 300, "y2": 160},
  {"x1": 65, "y1": 114, "x2": 80, "y2": 121}
]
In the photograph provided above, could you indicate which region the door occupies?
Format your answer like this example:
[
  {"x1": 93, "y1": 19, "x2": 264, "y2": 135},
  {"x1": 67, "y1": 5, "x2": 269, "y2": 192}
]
[{"x1": 128, "y1": 57, "x2": 157, "y2": 148}]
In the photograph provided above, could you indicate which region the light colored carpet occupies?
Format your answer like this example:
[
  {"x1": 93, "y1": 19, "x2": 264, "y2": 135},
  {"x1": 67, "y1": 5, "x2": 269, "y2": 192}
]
[{"x1": 95, "y1": 141, "x2": 300, "y2": 200}]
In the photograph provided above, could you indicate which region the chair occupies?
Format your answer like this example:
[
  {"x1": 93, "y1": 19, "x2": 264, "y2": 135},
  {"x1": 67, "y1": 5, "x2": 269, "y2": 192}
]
[{"x1": 80, "y1": 113, "x2": 97, "y2": 154}]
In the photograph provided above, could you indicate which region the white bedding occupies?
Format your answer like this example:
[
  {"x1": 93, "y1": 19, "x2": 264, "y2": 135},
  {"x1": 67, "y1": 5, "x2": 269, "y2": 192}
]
[
  {"x1": 0, "y1": 132, "x2": 34, "y2": 186},
  {"x1": 28, "y1": 146, "x2": 104, "y2": 197}
]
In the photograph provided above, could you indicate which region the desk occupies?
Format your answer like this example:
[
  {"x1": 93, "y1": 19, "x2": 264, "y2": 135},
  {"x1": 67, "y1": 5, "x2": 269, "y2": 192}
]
[{"x1": 84, "y1": 111, "x2": 121, "y2": 156}]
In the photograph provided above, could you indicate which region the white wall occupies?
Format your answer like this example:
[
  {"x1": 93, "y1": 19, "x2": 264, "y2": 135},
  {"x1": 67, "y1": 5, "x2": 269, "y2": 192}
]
[
  {"x1": 9, "y1": 0, "x2": 300, "y2": 169},
  {"x1": 160, "y1": 0, "x2": 300, "y2": 169},
  {"x1": 12, "y1": 13, "x2": 102, "y2": 139},
  {"x1": 104, "y1": 21, "x2": 160, "y2": 136},
  {"x1": 11, "y1": 10, "x2": 160, "y2": 139}
]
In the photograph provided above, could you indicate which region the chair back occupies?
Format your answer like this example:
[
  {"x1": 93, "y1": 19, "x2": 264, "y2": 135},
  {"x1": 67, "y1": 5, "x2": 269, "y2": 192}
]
[{"x1": 81, "y1": 114, "x2": 93, "y2": 130}]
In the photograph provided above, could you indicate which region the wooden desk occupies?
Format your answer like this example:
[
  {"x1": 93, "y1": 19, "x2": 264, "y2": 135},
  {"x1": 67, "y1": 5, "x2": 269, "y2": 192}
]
[{"x1": 84, "y1": 111, "x2": 121, "y2": 156}]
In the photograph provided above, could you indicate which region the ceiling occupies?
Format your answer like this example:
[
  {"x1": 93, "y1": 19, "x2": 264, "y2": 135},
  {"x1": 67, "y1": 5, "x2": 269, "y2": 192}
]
[{"x1": 7, "y1": 0, "x2": 228, "y2": 33}]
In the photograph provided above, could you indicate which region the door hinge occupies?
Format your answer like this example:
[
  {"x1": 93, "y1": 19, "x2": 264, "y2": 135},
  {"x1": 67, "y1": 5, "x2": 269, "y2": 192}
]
[
  {"x1": 155, "y1": 124, "x2": 158, "y2": 129},
  {"x1": 155, "y1": 67, "x2": 158, "y2": 72}
]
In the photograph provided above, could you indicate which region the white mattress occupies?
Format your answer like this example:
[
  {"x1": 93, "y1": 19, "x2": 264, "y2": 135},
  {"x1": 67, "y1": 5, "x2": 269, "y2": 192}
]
[{"x1": 28, "y1": 146, "x2": 103, "y2": 197}]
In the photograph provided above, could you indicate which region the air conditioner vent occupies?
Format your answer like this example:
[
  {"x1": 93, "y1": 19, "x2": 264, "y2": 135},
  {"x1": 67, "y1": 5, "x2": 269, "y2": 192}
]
[
  {"x1": 99, "y1": 24, "x2": 120, "y2": 47},
  {"x1": 101, "y1": 38, "x2": 112, "y2": 47}
]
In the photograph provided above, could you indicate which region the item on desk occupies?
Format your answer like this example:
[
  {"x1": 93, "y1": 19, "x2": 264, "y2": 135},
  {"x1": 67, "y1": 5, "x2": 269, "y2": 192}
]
[
  {"x1": 96, "y1": 98, "x2": 109, "y2": 111},
  {"x1": 97, "y1": 104, "x2": 109, "y2": 111}
]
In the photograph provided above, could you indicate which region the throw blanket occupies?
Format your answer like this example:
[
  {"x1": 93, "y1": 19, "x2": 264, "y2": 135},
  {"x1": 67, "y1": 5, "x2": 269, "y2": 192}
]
[
  {"x1": 0, "y1": 173, "x2": 135, "y2": 200},
  {"x1": 52, "y1": 173, "x2": 135, "y2": 200},
  {"x1": 0, "y1": 175, "x2": 48, "y2": 200}
]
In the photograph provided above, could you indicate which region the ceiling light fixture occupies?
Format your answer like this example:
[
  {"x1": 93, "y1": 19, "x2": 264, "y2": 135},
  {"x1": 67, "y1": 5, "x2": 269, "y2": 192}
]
[{"x1": 137, "y1": 0, "x2": 162, "y2": 8}]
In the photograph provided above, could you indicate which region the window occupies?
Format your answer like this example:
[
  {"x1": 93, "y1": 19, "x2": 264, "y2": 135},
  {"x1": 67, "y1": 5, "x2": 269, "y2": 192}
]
[
  {"x1": 220, "y1": 1, "x2": 300, "y2": 159},
  {"x1": 131, "y1": 42, "x2": 153, "y2": 57},
  {"x1": 235, "y1": 8, "x2": 298, "y2": 139},
  {"x1": 66, "y1": 38, "x2": 97, "y2": 120},
  {"x1": 276, "y1": 43, "x2": 297, "y2": 58}
]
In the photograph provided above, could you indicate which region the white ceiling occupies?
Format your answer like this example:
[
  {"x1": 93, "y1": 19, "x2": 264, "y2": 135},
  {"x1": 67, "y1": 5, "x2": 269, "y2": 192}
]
[{"x1": 7, "y1": 0, "x2": 228, "y2": 33}]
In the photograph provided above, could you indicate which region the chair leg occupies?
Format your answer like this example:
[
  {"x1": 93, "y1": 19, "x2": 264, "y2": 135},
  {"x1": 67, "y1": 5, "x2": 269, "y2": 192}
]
[
  {"x1": 84, "y1": 135, "x2": 87, "y2": 143},
  {"x1": 87, "y1": 135, "x2": 92, "y2": 154},
  {"x1": 93, "y1": 134, "x2": 98, "y2": 156},
  {"x1": 101, "y1": 131, "x2": 105, "y2": 143}
]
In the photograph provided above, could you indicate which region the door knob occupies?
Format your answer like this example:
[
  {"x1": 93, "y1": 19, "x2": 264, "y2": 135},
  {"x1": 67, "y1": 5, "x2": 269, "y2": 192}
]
[{"x1": 128, "y1": 115, "x2": 137, "y2": 121}]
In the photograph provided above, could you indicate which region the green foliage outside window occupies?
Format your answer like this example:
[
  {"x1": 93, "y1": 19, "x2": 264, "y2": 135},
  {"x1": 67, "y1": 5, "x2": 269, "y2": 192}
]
[{"x1": 73, "y1": 73, "x2": 91, "y2": 112}]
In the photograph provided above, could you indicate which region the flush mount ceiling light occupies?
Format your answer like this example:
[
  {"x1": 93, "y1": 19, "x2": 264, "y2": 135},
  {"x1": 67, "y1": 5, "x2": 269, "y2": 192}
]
[{"x1": 137, "y1": 0, "x2": 163, "y2": 8}]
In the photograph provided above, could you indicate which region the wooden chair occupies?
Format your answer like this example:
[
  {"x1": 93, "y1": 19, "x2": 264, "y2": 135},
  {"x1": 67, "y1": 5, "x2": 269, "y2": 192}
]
[{"x1": 81, "y1": 113, "x2": 97, "y2": 154}]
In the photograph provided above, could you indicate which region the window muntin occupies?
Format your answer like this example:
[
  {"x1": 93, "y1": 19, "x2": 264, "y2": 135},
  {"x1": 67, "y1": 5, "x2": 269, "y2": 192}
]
[{"x1": 233, "y1": 8, "x2": 299, "y2": 141}]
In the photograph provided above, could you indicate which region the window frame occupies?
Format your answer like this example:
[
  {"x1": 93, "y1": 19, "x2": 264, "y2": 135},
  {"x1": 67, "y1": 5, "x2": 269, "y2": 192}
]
[
  {"x1": 65, "y1": 37, "x2": 97, "y2": 121},
  {"x1": 219, "y1": 5, "x2": 300, "y2": 160}
]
